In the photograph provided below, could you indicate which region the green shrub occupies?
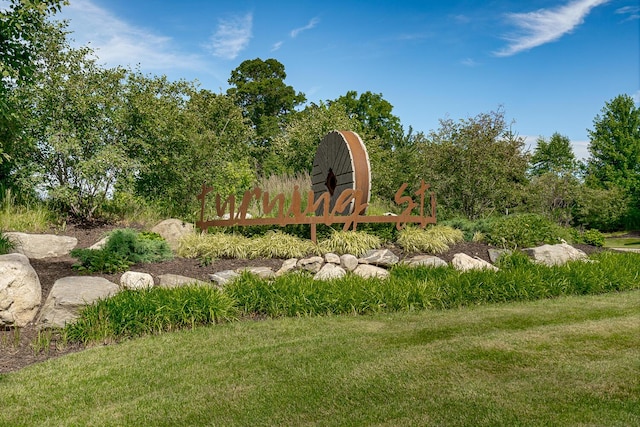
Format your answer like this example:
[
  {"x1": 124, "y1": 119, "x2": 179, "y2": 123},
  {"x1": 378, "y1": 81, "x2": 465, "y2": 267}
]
[
  {"x1": 177, "y1": 232, "x2": 252, "y2": 259},
  {"x1": 64, "y1": 285, "x2": 236, "y2": 344},
  {"x1": 0, "y1": 231, "x2": 15, "y2": 255},
  {"x1": 71, "y1": 228, "x2": 173, "y2": 273},
  {"x1": 494, "y1": 250, "x2": 532, "y2": 269},
  {"x1": 440, "y1": 217, "x2": 492, "y2": 242},
  {"x1": 250, "y1": 231, "x2": 316, "y2": 258},
  {"x1": 396, "y1": 225, "x2": 464, "y2": 254},
  {"x1": 317, "y1": 230, "x2": 381, "y2": 256},
  {"x1": 486, "y1": 214, "x2": 572, "y2": 248},
  {"x1": 70, "y1": 248, "x2": 133, "y2": 274},
  {"x1": 580, "y1": 229, "x2": 605, "y2": 247}
]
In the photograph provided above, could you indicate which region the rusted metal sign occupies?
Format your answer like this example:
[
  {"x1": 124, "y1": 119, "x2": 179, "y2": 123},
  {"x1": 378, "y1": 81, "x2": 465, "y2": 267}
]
[{"x1": 195, "y1": 180, "x2": 436, "y2": 241}]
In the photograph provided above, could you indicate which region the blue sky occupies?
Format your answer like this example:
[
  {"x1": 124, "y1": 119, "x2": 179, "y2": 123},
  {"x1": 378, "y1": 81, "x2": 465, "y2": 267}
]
[{"x1": 55, "y1": 0, "x2": 639, "y2": 160}]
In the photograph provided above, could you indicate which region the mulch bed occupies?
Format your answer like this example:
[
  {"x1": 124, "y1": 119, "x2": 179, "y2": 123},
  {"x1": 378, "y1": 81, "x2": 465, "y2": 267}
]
[{"x1": 0, "y1": 224, "x2": 605, "y2": 374}]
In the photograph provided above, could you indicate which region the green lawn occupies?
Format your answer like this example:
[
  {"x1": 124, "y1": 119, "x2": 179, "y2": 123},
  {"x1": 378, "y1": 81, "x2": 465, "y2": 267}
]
[
  {"x1": 604, "y1": 237, "x2": 640, "y2": 249},
  {"x1": 1, "y1": 290, "x2": 638, "y2": 426}
]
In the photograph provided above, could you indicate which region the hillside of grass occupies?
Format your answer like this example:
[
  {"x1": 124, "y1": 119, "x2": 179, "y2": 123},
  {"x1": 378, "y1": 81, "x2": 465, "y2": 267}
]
[{"x1": 1, "y1": 291, "x2": 638, "y2": 426}]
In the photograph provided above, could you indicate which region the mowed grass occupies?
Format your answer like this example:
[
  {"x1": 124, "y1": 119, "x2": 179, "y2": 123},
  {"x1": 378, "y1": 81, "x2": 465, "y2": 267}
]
[
  {"x1": 604, "y1": 237, "x2": 640, "y2": 248},
  {"x1": 1, "y1": 291, "x2": 638, "y2": 426}
]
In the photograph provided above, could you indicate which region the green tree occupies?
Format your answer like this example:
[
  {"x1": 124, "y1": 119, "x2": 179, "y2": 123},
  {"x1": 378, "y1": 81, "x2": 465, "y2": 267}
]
[
  {"x1": 331, "y1": 91, "x2": 403, "y2": 149},
  {"x1": 19, "y1": 30, "x2": 131, "y2": 221},
  {"x1": 268, "y1": 102, "x2": 359, "y2": 175},
  {"x1": 585, "y1": 94, "x2": 640, "y2": 228},
  {"x1": 0, "y1": 0, "x2": 66, "y2": 197},
  {"x1": 529, "y1": 132, "x2": 577, "y2": 176},
  {"x1": 420, "y1": 109, "x2": 529, "y2": 219},
  {"x1": 227, "y1": 58, "x2": 306, "y2": 164}
]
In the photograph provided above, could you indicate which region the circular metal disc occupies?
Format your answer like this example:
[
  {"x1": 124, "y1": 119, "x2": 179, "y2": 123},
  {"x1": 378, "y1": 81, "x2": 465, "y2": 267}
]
[{"x1": 311, "y1": 130, "x2": 371, "y2": 215}]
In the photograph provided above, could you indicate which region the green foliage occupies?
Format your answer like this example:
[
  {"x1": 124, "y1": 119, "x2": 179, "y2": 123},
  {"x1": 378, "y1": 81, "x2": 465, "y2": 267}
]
[
  {"x1": 396, "y1": 225, "x2": 464, "y2": 254},
  {"x1": 486, "y1": 213, "x2": 571, "y2": 248},
  {"x1": 419, "y1": 109, "x2": 530, "y2": 219},
  {"x1": 317, "y1": 230, "x2": 381, "y2": 256},
  {"x1": 71, "y1": 228, "x2": 173, "y2": 273},
  {"x1": 0, "y1": 230, "x2": 16, "y2": 255},
  {"x1": 64, "y1": 285, "x2": 236, "y2": 344},
  {"x1": 0, "y1": 188, "x2": 56, "y2": 232},
  {"x1": 440, "y1": 217, "x2": 492, "y2": 241},
  {"x1": 573, "y1": 185, "x2": 631, "y2": 231},
  {"x1": 249, "y1": 230, "x2": 316, "y2": 258},
  {"x1": 494, "y1": 250, "x2": 532, "y2": 269},
  {"x1": 227, "y1": 58, "x2": 306, "y2": 162},
  {"x1": 179, "y1": 232, "x2": 252, "y2": 259},
  {"x1": 579, "y1": 229, "x2": 605, "y2": 247},
  {"x1": 227, "y1": 252, "x2": 640, "y2": 317},
  {"x1": 529, "y1": 133, "x2": 577, "y2": 176},
  {"x1": 70, "y1": 248, "x2": 132, "y2": 274},
  {"x1": 526, "y1": 172, "x2": 580, "y2": 227}
]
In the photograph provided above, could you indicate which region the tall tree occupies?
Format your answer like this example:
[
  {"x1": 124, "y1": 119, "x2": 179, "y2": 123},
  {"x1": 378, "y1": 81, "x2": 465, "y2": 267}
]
[
  {"x1": 584, "y1": 94, "x2": 640, "y2": 228},
  {"x1": 19, "y1": 27, "x2": 131, "y2": 221},
  {"x1": 586, "y1": 94, "x2": 640, "y2": 191},
  {"x1": 331, "y1": 91, "x2": 403, "y2": 149},
  {"x1": 421, "y1": 109, "x2": 529, "y2": 219},
  {"x1": 227, "y1": 58, "x2": 306, "y2": 163},
  {"x1": 529, "y1": 132, "x2": 577, "y2": 176},
  {"x1": 0, "y1": 0, "x2": 66, "y2": 197}
]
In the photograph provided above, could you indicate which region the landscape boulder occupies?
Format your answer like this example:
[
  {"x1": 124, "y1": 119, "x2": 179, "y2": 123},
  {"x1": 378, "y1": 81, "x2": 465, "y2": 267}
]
[
  {"x1": 209, "y1": 270, "x2": 239, "y2": 286},
  {"x1": 452, "y1": 253, "x2": 498, "y2": 272},
  {"x1": 314, "y1": 263, "x2": 346, "y2": 281},
  {"x1": 359, "y1": 249, "x2": 399, "y2": 267},
  {"x1": 236, "y1": 266, "x2": 275, "y2": 279},
  {"x1": 523, "y1": 243, "x2": 588, "y2": 266},
  {"x1": 298, "y1": 256, "x2": 324, "y2": 273},
  {"x1": 120, "y1": 271, "x2": 154, "y2": 290},
  {"x1": 158, "y1": 274, "x2": 209, "y2": 288},
  {"x1": 36, "y1": 276, "x2": 119, "y2": 328},
  {"x1": 6, "y1": 232, "x2": 77, "y2": 259},
  {"x1": 0, "y1": 253, "x2": 41, "y2": 327},
  {"x1": 353, "y1": 264, "x2": 390, "y2": 279},
  {"x1": 150, "y1": 219, "x2": 195, "y2": 251},
  {"x1": 401, "y1": 255, "x2": 448, "y2": 268},
  {"x1": 276, "y1": 258, "x2": 298, "y2": 276},
  {"x1": 339, "y1": 254, "x2": 359, "y2": 272}
]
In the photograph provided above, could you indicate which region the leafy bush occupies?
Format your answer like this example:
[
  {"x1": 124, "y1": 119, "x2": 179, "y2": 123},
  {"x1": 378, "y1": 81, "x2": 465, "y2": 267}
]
[
  {"x1": 579, "y1": 229, "x2": 605, "y2": 247},
  {"x1": 71, "y1": 228, "x2": 173, "y2": 273},
  {"x1": 250, "y1": 231, "x2": 316, "y2": 258},
  {"x1": 64, "y1": 285, "x2": 236, "y2": 344},
  {"x1": 440, "y1": 217, "x2": 492, "y2": 241},
  {"x1": 486, "y1": 214, "x2": 572, "y2": 248},
  {"x1": 0, "y1": 231, "x2": 16, "y2": 255},
  {"x1": 494, "y1": 250, "x2": 532, "y2": 269},
  {"x1": 396, "y1": 225, "x2": 464, "y2": 254},
  {"x1": 317, "y1": 230, "x2": 381, "y2": 256},
  {"x1": 177, "y1": 232, "x2": 253, "y2": 259}
]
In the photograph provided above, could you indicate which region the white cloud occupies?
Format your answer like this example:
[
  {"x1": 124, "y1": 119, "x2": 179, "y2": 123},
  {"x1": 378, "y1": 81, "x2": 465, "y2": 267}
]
[
  {"x1": 461, "y1": 58, "x2": 479, "y2": 67},
  {"x1": 615, "y1": 5, "x2": 640, "y2": 20},
  {"x1": 60, "y1": 1, "x2": 207, "y2": 72},
  {"x1": 494, "y1": 0, "x2": 610, "y2": 57},
  {"x1": 290, "y1": 17, "x2": 320, "y2": 38},
  {"x1": 633, "y1": 90, "x2": 640, "y2": 104},
  {"x1": 271, "y1": 41, "x2": 283, "y2": 52},
  {"x1": 207, "y1": 13, "x2": 253, "y2": 60}
]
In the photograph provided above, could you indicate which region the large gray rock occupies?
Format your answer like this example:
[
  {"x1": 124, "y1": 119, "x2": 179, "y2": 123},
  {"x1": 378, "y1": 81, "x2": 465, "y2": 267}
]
[
  {"x1": 313, "y1": 263, "x2": 346, "y2": 281},
  {"x1": 150, "y1": 219, "x2": 195, "y2": 251},
  {"x1": 452, "y1": 253, "x2": 498, "y2": 272},
  {"x1": 36, "y1": 276, "x2": 119, "y2": 328},
  {"x1": 339, "y1": 254, "x2": 359, "y2": 272},
  {"x1": 209, "y1": 270, "x2": 239, "y2": 286},
  {"x1": 0, "y1": 253, "x2": 41, "y2": 327},
  {"x1": 236, "y1": 266, "x2": 275, "y2": 279},
  {"x1": 297, "y1": 256, "x2": 324, "y2": 273},
  {"x1": 324, "y1": 252, "x2": 341, "y2": 264},
  {"x1": 6, "y1": 232, "x2": 77, "y2": 259},
  {"x1": 402, "y1": 255, "x2": 448, "y2": 268},
  {"x1": 488, "y1": 248, "x2": 512, "y2": 264},
  {"x1": 523, "y1": 243, "x2": 588, "y2": 266},
  {"x1": 120, "y1": 271, "x2": 154, "y2": 290},
  {"x1": 276, "y1": 258, "x2": 298, "y2": 276},
  {"x1": 158, "y1": 274, "x2": 208, "y2": 288},
  {"x1": 359, "y1": 249, "x2": 399, "y2": 267},
  {"x1": 353, "y1": 264, "x2": 390, "y2": 279}
]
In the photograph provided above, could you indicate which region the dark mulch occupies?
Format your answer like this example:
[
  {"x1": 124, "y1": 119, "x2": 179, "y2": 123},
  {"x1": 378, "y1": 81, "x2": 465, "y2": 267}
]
[{"x1": 0, "y1": 224, "x2": 605, "y2": 374}]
